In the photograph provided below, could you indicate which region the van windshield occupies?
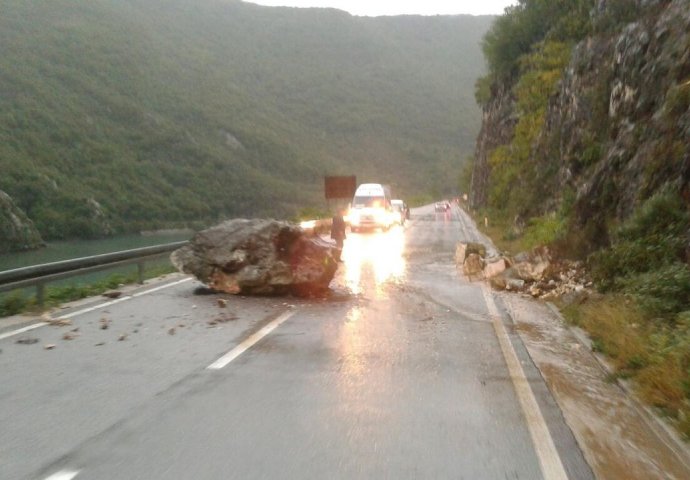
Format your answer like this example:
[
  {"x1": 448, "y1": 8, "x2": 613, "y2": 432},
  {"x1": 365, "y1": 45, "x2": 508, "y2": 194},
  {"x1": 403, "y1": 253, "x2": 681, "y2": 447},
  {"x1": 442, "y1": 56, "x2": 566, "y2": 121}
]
[{"x1": 353, "y1": 196, "x2": 385, "y2": 208}]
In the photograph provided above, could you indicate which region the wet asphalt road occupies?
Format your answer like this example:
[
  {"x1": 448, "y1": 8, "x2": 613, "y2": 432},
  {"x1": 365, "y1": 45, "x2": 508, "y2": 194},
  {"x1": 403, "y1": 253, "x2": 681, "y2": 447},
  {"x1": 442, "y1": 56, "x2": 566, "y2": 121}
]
[{"x1": 0, "y1": 204, "x2": 593, "y2": 480}]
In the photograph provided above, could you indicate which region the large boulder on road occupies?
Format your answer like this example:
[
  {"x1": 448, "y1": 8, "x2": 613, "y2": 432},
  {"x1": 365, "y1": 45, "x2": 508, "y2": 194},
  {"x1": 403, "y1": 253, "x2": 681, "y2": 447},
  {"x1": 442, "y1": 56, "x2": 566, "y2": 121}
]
[{"x1": 171, "y1": 219, "x2": 338, "y2": 296}]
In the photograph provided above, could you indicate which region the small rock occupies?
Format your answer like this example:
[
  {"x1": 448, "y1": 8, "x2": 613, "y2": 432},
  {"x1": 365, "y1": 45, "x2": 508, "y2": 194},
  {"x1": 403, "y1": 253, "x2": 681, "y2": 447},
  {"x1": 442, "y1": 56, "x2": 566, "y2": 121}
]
[
  {"x1": 46, "y1": 317, "x2": 72, "y2": 327},
  {"x1": 217, "y1": 299, "x2": 228, "y2": 308},
  {"x1": 506, "y1": 279, "x2": 526, "y2": 290},
  {"x1": 102, "y1": 291, "x2": 123, "y2": 299},
  {"x1": 95, "y1": 342, "x2": 105, "y2": 346},
  {"x1": 62, "y1": 332, "x2": 76, "y2": 340},
  {"x1": 16, "y1": 337, "x2": 39, "y2": 345},
  {"x1": 215, "y1": 314, "x2": 238, "y2": 323},
  {"x1": 168, "y1": 328, "x2": 176, "y2": 335},
  {"x1": 489, "y1": 275, "x2": 507, "y2": 290},
  {"x1": 44, "y1": 344, "x2": 56, "y2": 350},
  {"x1": 118, "y1": 334, "x2": 127, "y2": 341}
]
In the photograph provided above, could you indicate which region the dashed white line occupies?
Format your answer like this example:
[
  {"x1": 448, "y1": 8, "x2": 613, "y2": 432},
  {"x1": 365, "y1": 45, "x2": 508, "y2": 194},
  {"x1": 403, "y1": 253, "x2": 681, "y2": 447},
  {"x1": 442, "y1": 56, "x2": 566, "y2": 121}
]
[
  {"x1": 207, "y1": 309, "x2": 296, "y2": 370},
  {"x1": 481, "y1": 285, "x2": 569, "y2": 480},
  {"x1": 44, "y1": 470, "x2": 80, "y2": 480},
  {"x1": 0, "y1": 277, "x2": 192, "y2": 342}
]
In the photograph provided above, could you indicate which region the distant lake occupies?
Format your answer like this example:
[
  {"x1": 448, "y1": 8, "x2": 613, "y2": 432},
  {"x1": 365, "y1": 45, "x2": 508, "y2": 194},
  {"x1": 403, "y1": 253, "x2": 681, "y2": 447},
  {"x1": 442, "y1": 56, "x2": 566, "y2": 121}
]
[{"x1": 0, "y1": 232, "x2": 192, "y2": 274}]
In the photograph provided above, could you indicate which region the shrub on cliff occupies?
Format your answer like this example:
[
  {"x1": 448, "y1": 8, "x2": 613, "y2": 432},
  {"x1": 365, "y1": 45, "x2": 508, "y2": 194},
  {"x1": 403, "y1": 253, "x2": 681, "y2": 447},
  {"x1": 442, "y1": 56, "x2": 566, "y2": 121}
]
[
  {"x1": 480, "y1": 0, "x2": 593, "y2": 83},
  {"x1": 590, "y1": 190, "x2": 690, "y2": 318}
]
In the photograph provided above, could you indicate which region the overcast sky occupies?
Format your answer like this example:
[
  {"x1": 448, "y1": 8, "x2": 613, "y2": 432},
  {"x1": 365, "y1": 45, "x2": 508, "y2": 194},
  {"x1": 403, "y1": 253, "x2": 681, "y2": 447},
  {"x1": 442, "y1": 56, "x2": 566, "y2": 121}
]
[{"x1": 243, "y1": 1, "x2": 517, "y2": 16}]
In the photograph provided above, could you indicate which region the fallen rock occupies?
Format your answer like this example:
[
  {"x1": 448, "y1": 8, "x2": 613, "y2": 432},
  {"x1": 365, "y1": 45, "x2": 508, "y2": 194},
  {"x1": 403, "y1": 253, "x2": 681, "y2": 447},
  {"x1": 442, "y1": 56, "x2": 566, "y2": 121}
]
[
  {"x1": 102, "y1": 290, "x2": 123, "y2": 299},
  {"x1": 44, "y1": 344, "x2": 56, "y2": 350},
  {"x1": 489, "y1": 275, "x2": 508, "y2": 290},
  {"x1": 463, "y1": 253, "x2": 485, "y2": 280},
  {"x1": 466, "y1": 242, "x2": 487, "y2": 258},
  {"x1": 46, "y1": 318, "x2": 72, "y2": 327},
  {"x1": 483, "y1": 257, "x2": 507, "y2": 279},
  {"x1": 455, "y1": 242, "x2": 467, "y2": 265},
  {"x1": 456, "y1": 241, "x2": 488, "y2": 265},
  {"x1": 506, "y1": 278, "x2": 526, "y2": 291},
  {"x1": 171, "y1": 219, "x2": 338, "y2": 296},
  {"x1": 514, "y1": 260, "x2": 550, "y2": 282}
]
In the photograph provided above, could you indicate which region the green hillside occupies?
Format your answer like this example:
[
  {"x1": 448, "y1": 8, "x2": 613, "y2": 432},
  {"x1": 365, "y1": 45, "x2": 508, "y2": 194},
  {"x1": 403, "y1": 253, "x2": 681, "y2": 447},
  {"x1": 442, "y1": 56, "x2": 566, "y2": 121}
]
[{"x1": 0, "y1": 0, "x2": 491, "y2": 239}]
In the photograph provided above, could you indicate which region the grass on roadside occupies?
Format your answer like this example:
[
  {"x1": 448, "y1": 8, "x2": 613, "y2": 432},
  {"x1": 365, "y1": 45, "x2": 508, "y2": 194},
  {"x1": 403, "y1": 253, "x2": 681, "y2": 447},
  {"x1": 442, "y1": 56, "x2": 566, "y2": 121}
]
[
  {"x1": 562, "y1": 297, "x2": 690, "y2": 439},
  {"x1": 0, "y1": 264, "x2": 176, "y2": 318},
  {"x1": 472, "y1": 208, "x2": 530, "y2": 254}
]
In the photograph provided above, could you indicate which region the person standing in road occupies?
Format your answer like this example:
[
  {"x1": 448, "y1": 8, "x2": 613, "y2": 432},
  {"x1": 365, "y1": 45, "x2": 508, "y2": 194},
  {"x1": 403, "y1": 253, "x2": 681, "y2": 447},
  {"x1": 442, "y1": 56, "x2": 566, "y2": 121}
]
[{"x1": 331, "y1": 208, "x2": 347, "y2": 262}]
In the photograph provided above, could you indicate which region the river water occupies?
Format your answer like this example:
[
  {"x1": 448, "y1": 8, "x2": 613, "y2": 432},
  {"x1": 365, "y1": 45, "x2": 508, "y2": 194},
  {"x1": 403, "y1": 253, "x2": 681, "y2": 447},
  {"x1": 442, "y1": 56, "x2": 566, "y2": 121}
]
[{"x1": 0, "y1": 232, "x2": 192, "y2": 272}]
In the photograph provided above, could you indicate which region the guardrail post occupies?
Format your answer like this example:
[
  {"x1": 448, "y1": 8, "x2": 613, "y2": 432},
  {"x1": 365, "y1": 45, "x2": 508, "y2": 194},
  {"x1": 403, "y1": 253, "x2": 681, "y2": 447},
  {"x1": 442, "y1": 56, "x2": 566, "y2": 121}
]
[
  {"x1": 36, "y1": 283, "x2": 45, "y2": 307},
  {"x1": 137, "y1": 261, "x2": 145, "y2": 285}
]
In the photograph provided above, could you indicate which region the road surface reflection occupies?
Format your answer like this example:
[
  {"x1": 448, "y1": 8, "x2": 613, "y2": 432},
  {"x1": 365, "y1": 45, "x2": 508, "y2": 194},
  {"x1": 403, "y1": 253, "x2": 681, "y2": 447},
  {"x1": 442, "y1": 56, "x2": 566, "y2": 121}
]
[{"x1": 342, "y1": 227, "x2": 406, "y2": 297}]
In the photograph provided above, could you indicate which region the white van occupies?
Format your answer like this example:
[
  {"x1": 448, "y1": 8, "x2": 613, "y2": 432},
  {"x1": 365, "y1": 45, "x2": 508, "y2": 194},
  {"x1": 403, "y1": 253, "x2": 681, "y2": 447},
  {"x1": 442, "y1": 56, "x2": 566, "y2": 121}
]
[{"x1": 348, "y1": 183, "x2": 395, "y2": 232}]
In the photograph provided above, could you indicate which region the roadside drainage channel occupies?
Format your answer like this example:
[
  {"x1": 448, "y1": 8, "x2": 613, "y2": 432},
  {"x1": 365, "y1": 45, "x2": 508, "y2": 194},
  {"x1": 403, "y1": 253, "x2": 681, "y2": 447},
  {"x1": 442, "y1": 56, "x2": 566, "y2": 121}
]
[{"x1": 545, "y1": 302, "x2": 690, "y2": 471}]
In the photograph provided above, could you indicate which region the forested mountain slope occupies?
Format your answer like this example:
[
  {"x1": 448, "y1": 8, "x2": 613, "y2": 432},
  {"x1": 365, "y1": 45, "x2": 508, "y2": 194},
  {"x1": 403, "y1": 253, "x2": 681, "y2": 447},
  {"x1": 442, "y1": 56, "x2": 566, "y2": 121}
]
[{"x1": 0, "y1": 0, "x2": 491, "y2": 244}]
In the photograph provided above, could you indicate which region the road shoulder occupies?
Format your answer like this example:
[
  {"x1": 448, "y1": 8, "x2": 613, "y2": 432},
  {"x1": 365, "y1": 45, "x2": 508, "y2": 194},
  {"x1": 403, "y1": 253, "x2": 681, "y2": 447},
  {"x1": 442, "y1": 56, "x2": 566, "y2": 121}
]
[{"x1": 503, "y1": 293, "x2": 690, "y2": 480}]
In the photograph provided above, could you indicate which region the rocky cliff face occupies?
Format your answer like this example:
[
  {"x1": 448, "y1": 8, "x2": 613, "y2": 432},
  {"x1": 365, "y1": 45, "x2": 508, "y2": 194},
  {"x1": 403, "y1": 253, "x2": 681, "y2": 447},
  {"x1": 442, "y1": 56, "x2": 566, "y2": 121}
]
[
  {"x1": 470, "y1": 82, "x2": 517, "y2": 208},
  {"x1": 0, "y1": 190, "x2": 44, "y2": 253},
  {"x1": 472, "y1": 0, "x2": 690, "y2": 252}
]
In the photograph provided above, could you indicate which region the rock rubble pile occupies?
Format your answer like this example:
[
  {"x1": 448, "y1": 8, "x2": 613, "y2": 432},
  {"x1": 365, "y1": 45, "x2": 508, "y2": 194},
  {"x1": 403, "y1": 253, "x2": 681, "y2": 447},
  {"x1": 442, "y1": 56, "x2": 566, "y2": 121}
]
[{"x1": 456, "y1": 242, "x2": 591, "y2": 302}]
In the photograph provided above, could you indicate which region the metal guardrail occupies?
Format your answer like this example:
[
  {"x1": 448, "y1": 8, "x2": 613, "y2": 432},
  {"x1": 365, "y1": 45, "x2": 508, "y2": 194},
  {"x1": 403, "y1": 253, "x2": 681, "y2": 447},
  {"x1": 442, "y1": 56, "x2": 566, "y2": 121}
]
[{"x1": 0, "y1": 241, "x2": 188, "y2": 306}]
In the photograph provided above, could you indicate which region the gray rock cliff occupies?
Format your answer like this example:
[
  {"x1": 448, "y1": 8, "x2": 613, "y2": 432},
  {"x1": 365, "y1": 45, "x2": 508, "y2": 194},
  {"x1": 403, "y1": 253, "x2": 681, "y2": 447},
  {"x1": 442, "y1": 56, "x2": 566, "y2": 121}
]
[
  {"x1": 471, "y1": 0, "x2": 690, "y2": 252},
  {"x1": 0, "y1": 189, "x2": 44, "y2": 253}
]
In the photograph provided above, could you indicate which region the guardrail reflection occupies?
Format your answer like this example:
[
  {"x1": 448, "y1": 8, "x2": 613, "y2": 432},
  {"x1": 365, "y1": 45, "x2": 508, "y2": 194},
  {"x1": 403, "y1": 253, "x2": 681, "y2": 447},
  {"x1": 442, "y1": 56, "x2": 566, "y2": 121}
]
[{"x1": 342, "y1": 227, "x2": 406, "y2": 296}]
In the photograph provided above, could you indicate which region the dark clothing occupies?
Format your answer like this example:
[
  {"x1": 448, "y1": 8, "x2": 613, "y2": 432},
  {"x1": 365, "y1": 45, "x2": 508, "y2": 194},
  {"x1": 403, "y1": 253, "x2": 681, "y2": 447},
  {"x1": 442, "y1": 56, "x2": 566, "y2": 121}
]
[
  {"x1": 331, "y1": 214, "x2": 346, "y2": 260},
  {"x1": 331, "y1": 215, "x2": 347, "y2": 242}
]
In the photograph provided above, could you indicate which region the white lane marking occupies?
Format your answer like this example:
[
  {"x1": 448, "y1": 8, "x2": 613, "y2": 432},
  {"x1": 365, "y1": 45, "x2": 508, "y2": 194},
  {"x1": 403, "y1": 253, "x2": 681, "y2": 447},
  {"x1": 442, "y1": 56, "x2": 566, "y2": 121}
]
[
  {"x1": 0, "y1": 321, "x2": 48, "y2": 341},
  {"x1": 54, "y1": 295, "x2": 133, "y2": 320},
  {"x1": 131, "y1": 277, "x2": 191, "y2": 297},
  {"x1": 481, "y1": 285, "x2": 569, "y2": 480},
  {"x1": 44, "y1": 470, "x2": 80, "y2": 480},
  {"x1": 207, "y1": 310, "x2": 296, "y2": 370},
  {"x1": 0, "y1": 277, "x2": 192, "y2": 342}
]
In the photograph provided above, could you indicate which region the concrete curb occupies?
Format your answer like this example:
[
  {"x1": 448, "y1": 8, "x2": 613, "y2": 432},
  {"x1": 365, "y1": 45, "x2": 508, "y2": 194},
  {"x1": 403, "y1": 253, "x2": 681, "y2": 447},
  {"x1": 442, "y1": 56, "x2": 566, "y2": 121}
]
[{"x1": 545, "y1": 302, "x2": 690, "y2": 470}]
